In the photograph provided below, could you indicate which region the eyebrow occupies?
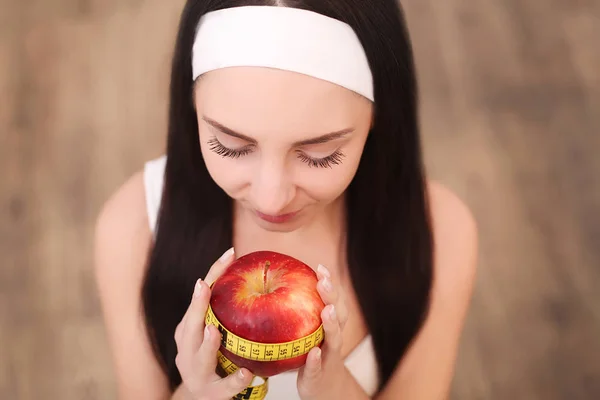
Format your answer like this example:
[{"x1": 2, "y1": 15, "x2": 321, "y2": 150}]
[{"x1": 201, "y1": 116, "x2": 354, "y2": 146}]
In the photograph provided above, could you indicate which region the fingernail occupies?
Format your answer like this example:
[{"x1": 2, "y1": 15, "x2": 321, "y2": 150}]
[
  {"x1": 317, "y1": 264, "x2": 330, "y2": 278},
  {"x1": 238, "y1": 368, "x2": 245, "y2": 379},
  {"x1": 193, "y1": 279, "x2": 203, "y2": 298},
  {"x1": 322, "y1": 277, "x2": 332, "y2": 292},
  {"x1": 329, "y1": 305, "x2": 337, "y2": 321},
  {"x1": 204, "y1": 325, "x2": 211, "y2": 340},
  {"x1": 219, "y1": 247, "x2": 235, "y2": 263}
]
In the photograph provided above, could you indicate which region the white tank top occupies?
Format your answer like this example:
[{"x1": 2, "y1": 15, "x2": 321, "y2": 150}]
[{"x1": 143, "y1": 155, "x2": 379, "y2": 398}]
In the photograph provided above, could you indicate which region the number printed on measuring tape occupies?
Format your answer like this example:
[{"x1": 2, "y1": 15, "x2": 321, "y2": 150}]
[{"x1": 205, "y1": 304, "x2": 324, "y2": 362}]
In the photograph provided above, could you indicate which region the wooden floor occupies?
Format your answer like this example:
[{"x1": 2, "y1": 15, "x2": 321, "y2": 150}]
[{"x1": 1, "y1": 1, "x2": 598, "y2": 399}]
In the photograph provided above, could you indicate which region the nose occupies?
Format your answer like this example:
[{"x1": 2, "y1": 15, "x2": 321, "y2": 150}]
[{"x1": 249, "y1": 157, "x2": 295, "y2": 215}]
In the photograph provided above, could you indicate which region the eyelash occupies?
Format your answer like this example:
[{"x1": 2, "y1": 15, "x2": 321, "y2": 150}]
[
  {"x1": 207, "y1": 137, "x2": 253, "y2": 159},
  {"x1": 207, "y1": 137, "x2": 345, "y2": 168},
  {"x1": 296, "y1": 151, "x2": 345, "y2": 168}
]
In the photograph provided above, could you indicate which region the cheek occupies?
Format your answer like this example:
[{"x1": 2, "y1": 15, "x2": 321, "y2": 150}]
[
  {"x1": 200, "y1": 143, "x2": 248, "y2": 194},
  {"x1": 298, "y1": 151, "x2": 363, "y2": 202}
]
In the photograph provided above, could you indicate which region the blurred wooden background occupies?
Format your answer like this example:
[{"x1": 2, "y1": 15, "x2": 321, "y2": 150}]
[{"x1": 1, "y1": 1, "x2": 599, "y2": 399}]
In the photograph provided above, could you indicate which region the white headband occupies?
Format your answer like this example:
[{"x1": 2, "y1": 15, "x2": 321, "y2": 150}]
[{"x1": 191, "y1": 6, "x2": 374, "y2": 101}]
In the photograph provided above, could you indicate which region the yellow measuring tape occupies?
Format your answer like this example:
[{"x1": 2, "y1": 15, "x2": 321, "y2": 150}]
[{"x1": 205, "y1": 304, "x2": 324, "y2": 399}]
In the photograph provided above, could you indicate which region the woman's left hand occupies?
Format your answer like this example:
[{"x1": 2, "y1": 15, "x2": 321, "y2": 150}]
[{"x1": 297, "y1": 264, "x2": 350, "y2": 400}]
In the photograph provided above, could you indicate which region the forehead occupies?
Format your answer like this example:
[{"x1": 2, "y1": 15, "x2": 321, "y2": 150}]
[{"x1": 194, "y1": 67, "x2": 371, "y2": 138}]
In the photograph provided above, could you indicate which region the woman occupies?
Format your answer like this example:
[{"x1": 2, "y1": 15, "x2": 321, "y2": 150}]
[{"x1": 95, "y1": 1, "x2": 478, "y2": 399}]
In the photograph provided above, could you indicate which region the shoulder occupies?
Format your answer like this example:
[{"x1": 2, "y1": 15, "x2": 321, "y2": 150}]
[
  {"x1": 426, "y1": 179, "x2": 478, "y2": 293},
  {"x1": 427, "y1": 180, "x2": 477, "y2": 240},
  {"x1": 95, "y1": 169, "x2": 152, "y2": 266},
  {"x1": 94, "y1": 168, "x2": 152, "y2": 312},
  {"x1": 94, "y1": 169, "x2": 171, "y2": 397},
  {"x1": 376, "y1": 180, "x2": 478, "y2": 398},
  {"x1": 95, "y1": 153, "x2": 166, "y2": 255}
]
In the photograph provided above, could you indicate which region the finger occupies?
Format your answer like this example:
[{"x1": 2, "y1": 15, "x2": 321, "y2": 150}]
[
  {"x1": 304, "y1": 347, "x2": 323, "y2": 379},
  {"x1": 316, "y1": 265, "x2": 343, "y2": 311},
  {"x1": 316, "y1": 277, "x2": 349, "y2": 332},
  {"x1": 175, "y1": 279, "x2": 201, "y2": 353},
  {"x1": 316, "y1": 275, "x2": 338, "y2": 306},
  {"x1": 322, "y1": 305, "x2": 342, "y2": 353},
  {"x1": 316, "y1": 263, "x2": 332, "y2": 282},
  {"x1": 179, "y1": 279, "x2": 211, "y2": 356},
  {"x1": 211, "y1": 367, "x2": 254, "y2": 399},
  {"x1": 204, "y1": 247, "x2": 236, "y2": 286},
  {"x1": 317, "y1": 276, "x2": 349, "y2": 330},
  {"x1": 178, "y1": 246, "x2": 235, "y2": 344},
  {"x1": 317, "y1": 264, "x2": 350, "y2": 328},
  {"x1": 174, "y1": 318, "x2": 186, "y2": 349},
  {"x1": 297, "y1": 347, "x2": 322, "y2": 397},
  {"x1": 193, "y1": 324, "x2": 221, "y2": 380},
  {"x1": 334, "y1": 292, "x2": 349, "y2": 331},
  {"x1": 175, "y1": 278, "x2": 207, "y2": 351}
]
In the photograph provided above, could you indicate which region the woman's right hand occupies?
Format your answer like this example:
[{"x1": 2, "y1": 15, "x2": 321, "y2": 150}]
[{"x1": 174, "y1": 247, "x2": 254, "y2": 400}]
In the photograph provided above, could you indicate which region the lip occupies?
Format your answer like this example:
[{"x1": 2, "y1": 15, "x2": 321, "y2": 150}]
[{"x1": 255, "y1": 210, "x2": 300, "y2": 224}]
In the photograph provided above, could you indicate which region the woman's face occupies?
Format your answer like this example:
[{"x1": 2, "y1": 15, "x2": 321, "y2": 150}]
[{"x1": 194, "y1": 67, "x2": 373, "y2": 232}]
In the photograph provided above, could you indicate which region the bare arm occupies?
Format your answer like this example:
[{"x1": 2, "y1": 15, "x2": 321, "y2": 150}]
[
  {"x1": 94, "y1": 171, "x2": 172, "y2": 400},
  {"x1": 171, "y1": 385, "x2": 190, "y2": 400},
  {"x1": 376, "y1": 182, "x2": 479, "y2": 400}
]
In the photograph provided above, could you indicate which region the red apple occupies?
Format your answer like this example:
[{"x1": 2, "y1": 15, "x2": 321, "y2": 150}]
[{"x1": 209, "y1": 250, "x2": 325, "y2": 377}]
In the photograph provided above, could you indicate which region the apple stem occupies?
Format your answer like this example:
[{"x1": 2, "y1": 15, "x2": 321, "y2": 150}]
[{"x1": 263, "y1": 261, "x2": 271, "y2": 294}]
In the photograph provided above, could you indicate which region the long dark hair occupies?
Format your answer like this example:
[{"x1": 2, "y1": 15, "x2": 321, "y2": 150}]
[{"x1": 142, "y1": 0, "x2": 434, "y2": 394}]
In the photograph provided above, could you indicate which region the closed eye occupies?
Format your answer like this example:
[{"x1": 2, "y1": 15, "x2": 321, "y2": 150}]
[
  {"x1": 207, "y1": 136, "x2": 346, "y2": 168},
  {"x1": 207, "y1": 137, "x2": 253, "y2": 158},
  {"x1": 296, "y1": 149, "x2": 345, "y2": 168}
]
